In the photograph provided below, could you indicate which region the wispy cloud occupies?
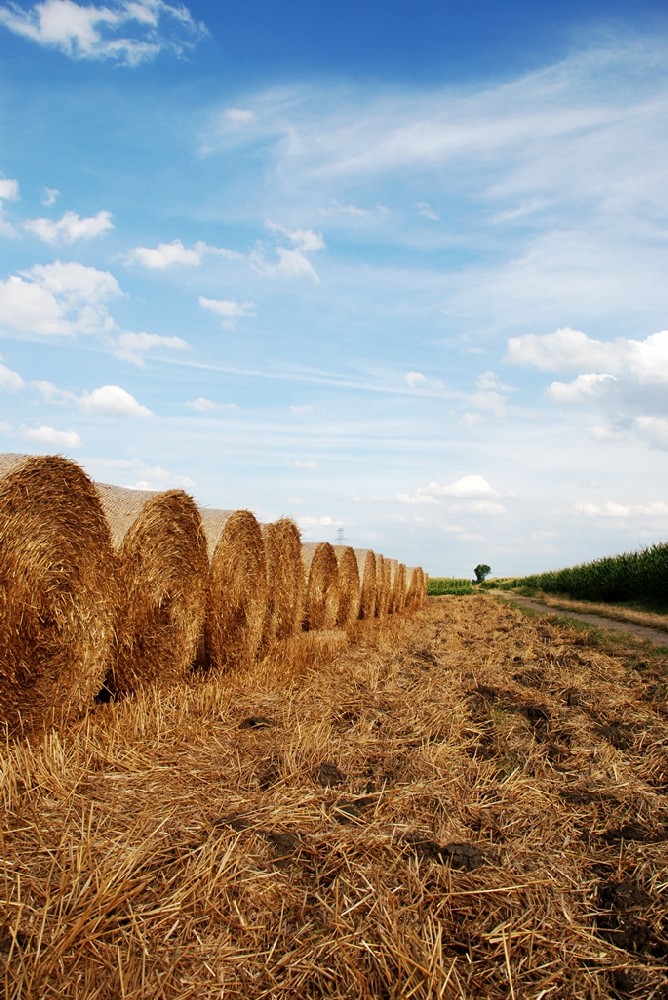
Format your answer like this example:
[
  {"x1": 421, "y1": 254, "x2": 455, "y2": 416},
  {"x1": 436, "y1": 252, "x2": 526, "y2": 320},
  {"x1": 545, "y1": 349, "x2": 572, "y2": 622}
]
[
  {"x1": 115, "y1": 330, "x2": 189, "y2": 366},
  {"x1": 0, "y1": 0, "x2": 208, "y2": 66}
]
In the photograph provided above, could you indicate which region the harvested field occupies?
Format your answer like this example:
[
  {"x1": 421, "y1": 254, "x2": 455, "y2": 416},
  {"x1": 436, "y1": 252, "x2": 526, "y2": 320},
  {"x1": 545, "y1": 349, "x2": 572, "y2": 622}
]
[{"x1": 1, "y1": 595, "x2": 667, "y2": 998}]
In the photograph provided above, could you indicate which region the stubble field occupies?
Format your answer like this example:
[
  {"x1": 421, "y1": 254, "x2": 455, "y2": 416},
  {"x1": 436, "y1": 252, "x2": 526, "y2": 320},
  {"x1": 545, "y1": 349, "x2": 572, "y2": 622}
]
[{"x1": 1, "y1": 595, "x2": 667, "y2": 998}]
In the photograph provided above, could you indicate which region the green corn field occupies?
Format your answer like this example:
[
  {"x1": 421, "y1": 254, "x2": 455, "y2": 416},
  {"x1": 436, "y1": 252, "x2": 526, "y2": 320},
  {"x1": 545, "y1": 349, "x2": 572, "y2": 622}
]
[
  {"x1": 427, "y1": 577, "x2": 474, "y2": 595},
  {"x1": 503, "y1": 542, "x2": 668, "y2": 607}
]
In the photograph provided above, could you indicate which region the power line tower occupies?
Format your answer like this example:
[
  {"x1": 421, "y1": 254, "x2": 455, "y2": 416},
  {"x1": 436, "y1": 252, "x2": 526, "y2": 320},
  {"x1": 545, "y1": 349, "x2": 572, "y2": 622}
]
[{"x1": 335, "y1": 526, "x2": 347, "y2": 545}]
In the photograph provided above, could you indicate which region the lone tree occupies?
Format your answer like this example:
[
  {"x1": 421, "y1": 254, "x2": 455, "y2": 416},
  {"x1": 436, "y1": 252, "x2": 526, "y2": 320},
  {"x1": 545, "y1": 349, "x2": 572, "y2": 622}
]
[{"x1": 474, "y1": 563, "x2": 491, "y2": 584}]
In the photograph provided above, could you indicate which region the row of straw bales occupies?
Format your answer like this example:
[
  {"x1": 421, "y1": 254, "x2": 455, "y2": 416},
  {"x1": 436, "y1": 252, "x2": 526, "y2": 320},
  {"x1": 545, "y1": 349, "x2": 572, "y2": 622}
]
[{"x1": 0, "y1": 453, "x2": 427, "y2": 735}]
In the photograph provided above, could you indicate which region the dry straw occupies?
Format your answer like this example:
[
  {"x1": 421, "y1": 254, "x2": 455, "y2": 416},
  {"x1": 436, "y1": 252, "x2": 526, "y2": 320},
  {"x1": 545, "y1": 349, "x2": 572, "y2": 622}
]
[
  {"x1": 261, "y1": 517, "x2": 304, "y2": 652},
  {"x1": 0, "y1": 454, "x2": 116, "y2": 734},
  {"x1": 199, "y1": 508, "x2": 268, "y2": 673},
  {"x1": 405, "y1": 566, "x2": 425, "y2": 609},
  {"x1": 95, "y1": 484, "x2": 208, "y2": 696},
  {"x1": 354, "y1": 547, "x2": 377, "y2": 620},
  {"x1": 333, "y1": 544, "x2": 361, "y2": 626},
  {"x1": 375, "y1": 554, "x2": 392, "y2": 617},
  {"x1": 301, "y1": 542, "x2": 340, "y2": 630},
  {"x1": 392, "y1": 561, "x2": 407, "y2": 613}
]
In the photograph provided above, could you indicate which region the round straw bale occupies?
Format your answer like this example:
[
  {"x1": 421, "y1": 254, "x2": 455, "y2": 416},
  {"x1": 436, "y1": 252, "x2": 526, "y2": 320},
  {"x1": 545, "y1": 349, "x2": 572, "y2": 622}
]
[
  {"x1": 392, "y1": 561, "x2": 407, "y2": 613},
  {"x1": 95, "y1": 484, "x2": 208, "y2": 695},
  {"x1": 334, "y1": 545, "x2": 361, "y2": 626},
  {"x1": 261, "y1": 517, "x2": 304, "y2": 651},
  {"x1": 375, "y1": 554, "x2": 392, "y2": 617},
  {"x1": 199, "y1": 508, "x2": 268, "y2": 673},
  {"x1": 385, "y1": 558, "x2": 399, "y2": 613},
  {"x1": 405, "y1": 566, "x2": 424, "y2": 609},
  {"x1": 353, "y1": 548, "x2": 377, "y2": 620},
  {"x1": 301, "y1": 542, "x2": 340, "y2": 631},
  {"x1": 0, "y1": 453, "x2": 116, "y2": 734}
]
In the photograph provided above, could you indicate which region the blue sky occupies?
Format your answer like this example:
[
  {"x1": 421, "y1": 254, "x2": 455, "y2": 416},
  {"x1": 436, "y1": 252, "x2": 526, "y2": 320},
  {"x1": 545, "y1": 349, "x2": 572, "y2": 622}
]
[{"x1": 1, "y1": 0, "x2": 668, "y2": 577}]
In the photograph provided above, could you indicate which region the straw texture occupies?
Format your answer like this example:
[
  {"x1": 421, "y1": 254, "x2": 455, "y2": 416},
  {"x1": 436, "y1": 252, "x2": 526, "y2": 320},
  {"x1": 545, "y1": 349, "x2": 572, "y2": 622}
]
[
  {"x1": 301, "y1": 542, "x2": 340, "y2": 630},
  {"x1": 354, "y1": 548, "x2": 377, "y2": 620},
  {"x1": 392, "y1": 561, "x2": 407, "y2": 613},
  {"x1": 0, "y1": 453, "x2": 115, "y2": 733},
  {"x1": 95, "y1": 484, "x2": 208, "y2": 695},
  {"x1": 333, "y1": 544, "x2": 361, "y2": 626},
  {"x1": 200, "y1": 508, "x2": 268, "y2": 673},
  {"x1": 261, "y1": 517, "x2": 304, "y2": 651},
  {"x1": 375, "y1": 554, "x2": 392, "y2": 618}
]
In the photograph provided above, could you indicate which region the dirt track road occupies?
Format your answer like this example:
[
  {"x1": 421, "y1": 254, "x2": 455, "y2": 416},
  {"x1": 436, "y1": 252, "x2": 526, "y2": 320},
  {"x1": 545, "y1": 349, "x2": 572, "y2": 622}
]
[{"x1": 493, "y1": 591, "x2": 668, "y2": 646}]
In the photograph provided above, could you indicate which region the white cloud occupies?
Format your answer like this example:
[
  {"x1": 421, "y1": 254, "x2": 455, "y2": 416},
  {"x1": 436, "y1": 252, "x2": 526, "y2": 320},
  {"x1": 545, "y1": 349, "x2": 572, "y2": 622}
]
[
  {"x1": 41, "y1": 187, "x2": 60, "y2": 206},
  {"x1": 0, "y1": 0, "x2": 207, "y2": 66},
  {"x1": 115, "y1": 330, "x2": 189, "y2": 365},
  {"x1": 125, "y1": 238, "x2": 204, "y2": 268},
  {"x1": 25, "y1": 209, "x2": 114, "y2": 244},
  {"x1": 290, "y1": 404, "x2": 315, "y2": 415},
  {"x1": 253, "y1": 223, "x2": 325, "y2": 282},
  {"x1": 547, "y1": 372, "x2": 617, "y2": 403},
  {"x1": 88, "y1": 457, "x2": 194, "y2": 490},
  {"x1": 0, "y1": 260, "x2": 120, "y2": 336},
  {"x1": 397, "y1": 474, "x2": 513, "y2": 506},
  {"x1": 291, "y1": 459, "x2": 318, "y2": 470},
  {"x1": 23, "y1": 424, "x2": 82, "y2": 448},
  {"x1": 185, "y1": 396, "x2": 238, "y2": 412},
  {"x1": 79, "y1": 384, "x2": 152, "y2": 417},
  {"x1": 570, "y1": 499, "x2": 668, "y2": 520},
  {"x1": 198, "y1": 296, "x2": 255, "y2": 326},
  {"x1": 633, "y1": 415, "x2": 668, "y2": 450},
  {"x1": 0, "y1": 178, "x2": 19, "y2": 202},
  {"x1": 406, "y1": 371, "x2": 444, "y2": 391},
  {"x1": 0, "y1": 177, "x2": 19, "y2": 237},
  {"x1": 0, "y1": 359, "x2": 24, "y2": 390},
  {"x1": 415, "y1": 201, "x2": 439, "y2": 220},
  {"x1": 508, "y1": 328, "x2": 668, "y2": 384},
  {"x1": 222, "y1": 107, "x2": 255, "y2": 126}
]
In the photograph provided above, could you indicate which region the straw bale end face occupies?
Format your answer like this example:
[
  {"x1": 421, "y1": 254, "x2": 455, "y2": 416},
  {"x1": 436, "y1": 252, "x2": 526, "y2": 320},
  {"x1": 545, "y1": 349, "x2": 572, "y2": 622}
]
[
  {"x1": 301, "y1": 542, "x2": 340, "y2": 631},
  {"x1": 96, "y1": 485, "x2": 209, "y2": 696},
  {"x1": 200, "y1": 508, "x2": 268, "y2": 674},
  {"x1": 0, "y1": 454, "x2": 116, "y2": 735}
]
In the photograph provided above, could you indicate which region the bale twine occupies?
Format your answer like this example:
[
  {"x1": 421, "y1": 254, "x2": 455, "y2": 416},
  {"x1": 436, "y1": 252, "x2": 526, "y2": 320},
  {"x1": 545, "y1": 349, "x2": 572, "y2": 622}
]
[
  {"x1": 354, "y1": 548, "x2": 377, "y2": 620},
  {"x1": 301, "y1": 542, "x2": 340, "y2": 631},
  {"x1": 261, "y1": 517, "x2": 304, "y2": 652},
  {"x1": 199, "y1": 508, "x2": 268, "y2": 673},
  {"x1": 334, "y1": 545, "x2": 361, "y2": 626},
  {"x1": 0, "y1": 453, "x2": 116, "y2": 734},
  {"x1": 95, "y1": 484, "x2": 208, "y2": 696}
]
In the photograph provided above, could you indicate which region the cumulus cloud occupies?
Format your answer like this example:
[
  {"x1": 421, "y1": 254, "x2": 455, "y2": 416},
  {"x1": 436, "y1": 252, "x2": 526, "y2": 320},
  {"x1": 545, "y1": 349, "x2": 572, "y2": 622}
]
[
  {"x1": 25, "y1": 209, "x2": 114, "y2": 244},
  {"x1": 79, "y1": 384, "x2": 152, "y2": 417},
  {"x1": 397, "y1": 474, "x2": 513, "y2": 506},
  {"x1": 198, "y1": 296, "x2": 255, "y2": 326},
  {"x1": 0, "y1": 358, "x2": 24, "y2": 390},
  {"x1": 23, "y1": 424, "x2": 81, "y2": 448},
  {"x1": 0, "y1": 0, "x2": 208, "y2": 66},
  {"x1": 0, "y1": 260, "x2": 120, "y2": 336},
  {"x1": 547, "y1": 372, "x2": 617, "y2": 403},
  {"x1": 125, "y1": 238, "x2": 205, "y2": 268},
  {"x1": 253, "y1": 223, "x2": 325, "y2": 282},
  {"x1": 633, "y1": 415, "x2": 668, "y2": 450},
  {"x1": 508, "y1": 327, "x2": 668, "y2": 384},
  {"x1": 115, "y1": 330, "x2": 189, "y2": 365}
]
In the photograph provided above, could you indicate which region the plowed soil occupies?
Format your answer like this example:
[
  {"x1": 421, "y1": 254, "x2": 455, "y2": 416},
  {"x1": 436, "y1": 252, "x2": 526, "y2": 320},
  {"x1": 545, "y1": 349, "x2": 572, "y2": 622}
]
[{"x1": 1, "y1": 596, "x2": 667, "y2": 998}]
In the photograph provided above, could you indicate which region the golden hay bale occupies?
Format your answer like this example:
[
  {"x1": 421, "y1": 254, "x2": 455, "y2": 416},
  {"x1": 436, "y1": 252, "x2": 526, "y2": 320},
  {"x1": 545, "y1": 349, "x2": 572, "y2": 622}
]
[
  {"x1": 0, "y1": 453, "x2": 116, "y2": 733},
  {"x1": 199, "y1": 508, "x2": 268, "y2": 673},
  {"x1": 405, "y1": 566, "x2": 422, "y2": 608},
  {"x1": 261, "y1": 517, "x2": 304, "y2": 651},
  {"x1": 385, "y1": 558, "x2": 399, "y2": 613},
  {"x1": 334, "y1": 545, "x2": 361, "y2": 626},
  {"x1": 375, "y1": 554, "x2": 392, "y2": 617},
  {"x1": 95, "y1": 484, "x2": 208, "y2": 696},
  {"x1": 301, "y1": 542, "x2": 340, "y2": 631},
  {"x1": 392, "y1": 561, "x2": 407, "y2": 613},
  {"x1": 353, "y1": 548, "x2": 377, "y2": 620}
]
